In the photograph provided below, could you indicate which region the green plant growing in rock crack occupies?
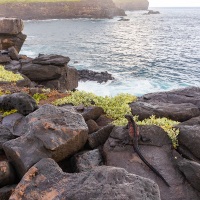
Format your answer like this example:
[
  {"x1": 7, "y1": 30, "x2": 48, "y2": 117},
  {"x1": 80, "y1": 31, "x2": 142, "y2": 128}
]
[{"x1": 0, "y1": 65, "x2": 24, "y2": 82}]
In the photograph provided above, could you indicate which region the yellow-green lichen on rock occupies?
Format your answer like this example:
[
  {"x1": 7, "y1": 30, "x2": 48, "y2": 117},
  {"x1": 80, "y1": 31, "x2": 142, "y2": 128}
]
[{"x1": 0, "y1": 65, "x2": 24, "y2": 82}]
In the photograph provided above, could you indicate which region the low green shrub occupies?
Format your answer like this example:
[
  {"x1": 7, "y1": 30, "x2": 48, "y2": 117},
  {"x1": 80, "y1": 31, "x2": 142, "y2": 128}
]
[
  {"x1": 0, "y1": 65, "x2": 23, "y2": 82},
  {"x1": 54, "y1": 91, "x2": 137, "y2": 125}
]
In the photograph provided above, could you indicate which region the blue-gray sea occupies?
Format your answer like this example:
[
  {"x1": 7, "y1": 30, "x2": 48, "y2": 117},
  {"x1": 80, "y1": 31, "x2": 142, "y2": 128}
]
[{"x1": 21, "y1": 8, "x2": 200, "y2": 96}]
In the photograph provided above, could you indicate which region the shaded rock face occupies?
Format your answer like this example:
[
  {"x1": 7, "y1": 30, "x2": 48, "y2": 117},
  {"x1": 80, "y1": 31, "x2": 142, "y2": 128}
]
[
  {"x1": 20, "y1": 54, "x2": 78, "y2": 91},
  {"x1": 9, "y1": 158, "x2": 161, "y2": 200},
  {"x1": 177, "y1": 116, "x2": 200, "y2": 161},
  {"x1": 0, "y1": 160, "x2": 16, "y2": 187},
  {"x1": 0, "y1": 185, "x2": 16, "y2": 200},
  {"x1": 0, "y1": 18, "x2": 26, "y2": 52},
  {"x1": 114, "y1": 0, "x2": 149, "y2": 11},
  {"x1": 103, "y1": 125, "x2": 200, "y2": 200},
  {"x1": 0, "y1": 125, "x2": 15, "y2": 150},
  {"x1": 0, "y1": 0, "x2": 125, "y2": 20},
  {"x1": 3, "y1": 105, "x2": 88, "y2": 178},
  {"x1": 130, "y1": 87, "x2": 200, "y2": 121}
]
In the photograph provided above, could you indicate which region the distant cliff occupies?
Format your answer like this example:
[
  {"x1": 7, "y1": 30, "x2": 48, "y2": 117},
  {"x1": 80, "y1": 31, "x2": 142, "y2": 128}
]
[
  {"x1": 0, "y1": 0, "x2": 125, "y2": 20},
  {"x1": 113, "y1": 0, "x2": 149, "y2": 11}
]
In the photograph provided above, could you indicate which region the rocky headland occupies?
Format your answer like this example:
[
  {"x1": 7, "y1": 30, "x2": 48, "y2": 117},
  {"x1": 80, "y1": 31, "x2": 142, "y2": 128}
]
[
  {"x1": 0, "y1": 18, "x2": 200, "y2": 200},
  {"x1": 113, "y1": 0, "x2": 149, "y2": 11},
  {"x1": 0, "y1": 0, "x2": 125, "y2": 20}
]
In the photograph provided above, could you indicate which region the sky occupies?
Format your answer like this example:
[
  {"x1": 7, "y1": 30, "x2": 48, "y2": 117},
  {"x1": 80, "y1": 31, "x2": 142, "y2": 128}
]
[{"x1": 149, "y1": 0, "x2": 200, "y2": 7}]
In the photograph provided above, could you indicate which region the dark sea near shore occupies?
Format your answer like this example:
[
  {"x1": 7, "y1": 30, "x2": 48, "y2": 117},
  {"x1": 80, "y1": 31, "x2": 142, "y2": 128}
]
[{"x1": 21, "y1": 7, "x2": 200, "y2": 96}]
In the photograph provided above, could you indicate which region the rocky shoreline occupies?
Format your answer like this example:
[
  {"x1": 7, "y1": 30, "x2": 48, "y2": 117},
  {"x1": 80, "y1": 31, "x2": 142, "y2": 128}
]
[{"x1": 0, "y1": 18, "x2": 200, "y2": 200}]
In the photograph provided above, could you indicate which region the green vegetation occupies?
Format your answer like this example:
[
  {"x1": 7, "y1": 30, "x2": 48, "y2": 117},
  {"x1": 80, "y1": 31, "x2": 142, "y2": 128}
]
[
  {"x1": 0, "y1": 0, "x2": 80, "y2": 4},
  {"x1": 0, "y1": 89, "x2": 11, "y2": 96},
  {"x1": 2, "y1": 109, "x2": 18, "y2": 117},
  {"x1": 54, "y1": 91, "x2": 137, "y2": 125},
  {"x1": 135, "y1": 115, "x2": 180, "y2": 148},
  {"x1": 54, "y1": 91, "x2": 179, "y2": 148},
  {"x1": 0, "y1": 65, "x2": 24, "y2": 82},
  {"x1": 32, "y1": 93, "x2": 47, "y2": 104}
]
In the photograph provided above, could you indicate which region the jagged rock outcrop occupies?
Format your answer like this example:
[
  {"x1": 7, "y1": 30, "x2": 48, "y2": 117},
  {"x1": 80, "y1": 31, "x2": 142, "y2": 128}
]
[
  {"x1": 0, "y1": 18, "x2": 26, "y2": 52},
  {"x1": 113, "y1": 0, "x2": 149, "y2": 11},
  {"x1": 0, "y1": 0, "x2": 125, "y2": 20}
]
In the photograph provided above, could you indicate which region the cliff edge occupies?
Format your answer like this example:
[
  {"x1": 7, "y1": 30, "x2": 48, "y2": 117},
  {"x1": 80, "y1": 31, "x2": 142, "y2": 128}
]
[
  {"x1": 0, "y1": 0, "x2": 125, "y2": 20},
  {"x1": 113, "y1": 0, "x2": 149, "y2": 11}
]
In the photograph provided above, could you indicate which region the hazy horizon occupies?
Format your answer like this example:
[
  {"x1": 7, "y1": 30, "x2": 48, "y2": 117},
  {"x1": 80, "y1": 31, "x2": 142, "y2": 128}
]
[{"x1": 149, "y1": 0, "x2": 200, "y2": 7}]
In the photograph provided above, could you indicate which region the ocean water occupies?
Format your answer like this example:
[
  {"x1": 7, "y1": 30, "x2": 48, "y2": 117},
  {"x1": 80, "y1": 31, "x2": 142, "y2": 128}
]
[{"x1": 21, "y1": 8, "x2": 200, "y2": 96}]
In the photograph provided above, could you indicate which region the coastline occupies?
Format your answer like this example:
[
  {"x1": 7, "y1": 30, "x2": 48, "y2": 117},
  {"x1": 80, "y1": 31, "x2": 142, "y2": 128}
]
[{"x1": 1, "y1": 15, "x2": 200, "y2": 200}]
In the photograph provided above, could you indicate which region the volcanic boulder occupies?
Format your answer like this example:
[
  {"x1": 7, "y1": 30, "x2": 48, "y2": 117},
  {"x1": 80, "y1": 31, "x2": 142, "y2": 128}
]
[{"x1": 3, "y1": 105, "x2": 88, "y2": 177}]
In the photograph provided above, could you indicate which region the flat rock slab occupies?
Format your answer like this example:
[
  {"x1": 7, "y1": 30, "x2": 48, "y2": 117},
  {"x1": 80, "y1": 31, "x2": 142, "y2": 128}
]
[
  {"x1": 103, "y1": 126, "x2": 200, "y2": 200},
  {"x1": 32, "y1": 54, "x2": 70, "y2": 66},
  {"x1": 139, "y1": 87, "x2": 200, "y2": 108},
  {"x1": 9, "y1": 158, "x2": 161, "y2": 200},
  {"x1": 130, "y1": 101, "x2": 199, "y2": 122},
  {"x1": 130, "y1": 87, "x2": 200, "y2": 122},
  {"x1": 3, "y1": 104, "x2": 88, "y2": 177},
  {"x1": 0, "y1": 18, "x2": 24, "y2": 35}
]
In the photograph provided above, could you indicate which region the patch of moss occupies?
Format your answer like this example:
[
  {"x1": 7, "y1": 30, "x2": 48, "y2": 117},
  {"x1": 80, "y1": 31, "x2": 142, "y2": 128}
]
[
  {"x1": 53, "y1": 91, "x2": 137, "y2": 125},
  {"x1": 0, "y1": 65, "x2": 24, "y2": 82}
]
